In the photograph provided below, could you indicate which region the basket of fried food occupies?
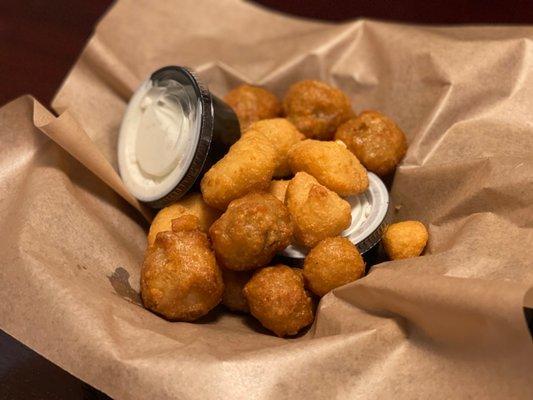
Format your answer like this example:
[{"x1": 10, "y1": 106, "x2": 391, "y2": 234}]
[{"x1": 141, "y1": 80, "x2": 429, "y2": 337}]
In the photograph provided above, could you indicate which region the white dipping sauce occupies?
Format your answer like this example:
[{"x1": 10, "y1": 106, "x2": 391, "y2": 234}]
[{"x1": 118, "y1": 79, "x2": 201, "y2": 202}]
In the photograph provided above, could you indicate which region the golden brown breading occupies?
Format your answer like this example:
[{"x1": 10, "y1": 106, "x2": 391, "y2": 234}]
[
  {"x1": 224, "y1": 85, "x2": 281, "y2": 131},
  {"x1": 244, "y1": 118, "x2": 304, "y2": 177},
  {"x1": 303, "y1": 237, "x2": 365, "y2": 297},
  {"x1": 243, "y1": 265, "x2": 314, "y2": 337},
  {"x1": 287, "y1": 139, "x2": 368, "y2": 196},
  {"x1": 335, "y1": 111, "x2": 407, "y2": 176},
  {"x1": 268, "y1": 179, "x2": 290, "y2": 203},
  {"x1": 283, "y1": 80, "x2": 354, "y2": 140},
  {"x1": 221, "y1": 269, "x2": 253, "y2": 313},
  {"x1": 147, "y1": 193, "x2": 221, "y2": 246},
  {"x1": 286, "y1": 172, "x2": 351, "y2": 248},
  {"x1": 209, "y1": 192, "x2": 294, "y2": 271},
  {"x1": 200, "y1": 133, "x2": 277, "y2": 210},
  {"x1": 141, "y1": 215, "x2": 224, "y2": 321},
  {"x1": 382, "y1": 221, "x2": 428, "y2": 260}
]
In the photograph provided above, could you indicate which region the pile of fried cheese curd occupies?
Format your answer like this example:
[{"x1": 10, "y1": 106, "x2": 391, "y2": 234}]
[{"x1": 141, "y1": 80, "x2": 429, "y2": 337}]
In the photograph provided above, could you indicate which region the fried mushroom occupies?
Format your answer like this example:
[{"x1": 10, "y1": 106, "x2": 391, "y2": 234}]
[
  {"x1": 209, "y1": 192, "x2": 294, "y2": 271},
  {"x1": 201, "y1": 132, "x2": 277, "y2": 210},
  {"x1": 285, "y1": 172, "x2": 351, "y2": 248},
  {"x1": 382, "y1": 220, "x2": 428, "y2": 260},
  {"x1": 224, "y1": 84, "x2": 281, "y2": 131},
  {"x1": 141, "y1": 215, "x2": 224, "y2": 321},
  {"x1": 243, "y1": 265, "x2": 314, "y2": 337},
  {"x1": 288, "y1": 139, "x2": 368, "y2": 196},
  {"x1": 221, "y1": 269, "x2": 253, "y2": 313},
  {"x1": 335, "y1": 111, "x2": 407, "y2": 176},
  {"x1": 283, "y1": 80, "x2": 353, "y2": 140},
  {"x1": 303, "y1": 237, "x2": 365, "y2": 297},
  {"x1": 147, "y1": 193, "x2": 220, "y2": 246}
]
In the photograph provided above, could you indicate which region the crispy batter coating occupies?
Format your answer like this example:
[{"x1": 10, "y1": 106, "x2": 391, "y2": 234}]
[
  {"x1": 147, "y1": 193, "x2": 220, "y2": 246},
  {"x1": 244, "y1": 118, "x2": 304, "y2": 177},
  {"x1": 141, "y1": 215, "x2": 224, "y2": 321},
  {"x1": 283, "y1": 80, "x2": 354, "y2": 140},
  {"x1": 224, "y1": 85, "x2": 281, "y2": 131},
  {"x1": 243, "y1": 265, "x2": 314, "y2": 337},
  {"x1": 303, "y1": 237, "x2": 365, "y2": 297},
  {"x1": 209, "y1": 192, "x2": 294, "y2": 271},
  {"x1": 221, "y1": 269, "x2": 253, "y2": 313},
  {"x1": 268, "y1": 179, "x2": 290, "y2": 203},
  {"x1": 382, "y1": 221, "x2": 428, "y2": 260},
  {"x1": 335, "y1": 111, "x2": 407, "y2": 176},
  {"x1": 200, "y1": 132, "x2": 277, "y2": 210},
  {"x1": 286, "y1": 172, "x2": 351, "y2": 248},
  {"x1": 288, "y1": 139, "x2": 368, "y2": 196}
]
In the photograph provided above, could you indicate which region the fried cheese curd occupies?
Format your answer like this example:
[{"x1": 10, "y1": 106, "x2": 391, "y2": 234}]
[
  {"x1": 303, "y1": 237, "x2": 365, "y2": 297},
  {"x1": 335, "y1": 111, "x2": 407, "y2": 176},
  {"x1": 209, "y1": 192, "x2": 294, "y2": 270},
  {"x1": 283, "y1": 80, "x2": 354, "y2": 140},
  {"x1": 288, "y1": 139, "x2": 368, "y2": 196},
  {"x1": 244, "y1": 118, "x2": 304, "y2": 177},
  {"x1": 268, "y1": 179, "x2": 290, "y2": 203},
  {"x1": 221, "y1": 269, "x2": 253, "y2": 313},
  {"x1": 200, "y1": 132, "x2": 277, "y2": 210},
  {"x1": 243, "y1": 265, "x2": 314, "y2": 337},
  {"x1": 147, "y1": 193, "x2": 220, "y2": 246},
  {"x1": 382, "y1": 220, "x2": 429, "y2": 260},
  {"x1": 141, "y1": 215, "x2": 224, "y2": 321},
  {"x1": 286, "y1": 172, "x2": 351, "y2": 248},
  {"x1": 224, "y1": 84, "x2": 281, "y2": 130}
]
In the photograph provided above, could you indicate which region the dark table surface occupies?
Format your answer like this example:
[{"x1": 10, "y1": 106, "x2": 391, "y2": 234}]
[
  {"x1": 2, "y1": 0, "x2": 533, "y2": 107},
  {"x1": 1, "y1": 1, "x2": 532, "y2": 399}
]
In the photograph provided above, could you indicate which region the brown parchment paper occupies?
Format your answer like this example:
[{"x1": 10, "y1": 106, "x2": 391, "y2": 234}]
[{"x1": 1, "y1": 1, "x2": 532, "y2": 399}]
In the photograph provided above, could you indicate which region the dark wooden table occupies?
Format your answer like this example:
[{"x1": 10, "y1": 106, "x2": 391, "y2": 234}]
[
  {"x1": 2, "y1": 0, "x2": 533, "y2": 107},
  {"x1": 1, "y1": 1, "x2": 532, "y2": 399}
]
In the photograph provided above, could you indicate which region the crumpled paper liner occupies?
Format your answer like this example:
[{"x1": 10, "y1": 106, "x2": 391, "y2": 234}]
[
  {"x1": 0, "y1": 0, "x2": 532, "y2": 399},
  {"x1": 32, "y1": 100, "x2": 152, "y2": 221}
]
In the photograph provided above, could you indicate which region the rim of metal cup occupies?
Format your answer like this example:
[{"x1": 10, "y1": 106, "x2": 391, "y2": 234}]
[{"x1": 144, "y1": 66, "x2": 214, "y2": 209}]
